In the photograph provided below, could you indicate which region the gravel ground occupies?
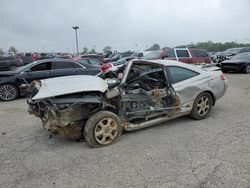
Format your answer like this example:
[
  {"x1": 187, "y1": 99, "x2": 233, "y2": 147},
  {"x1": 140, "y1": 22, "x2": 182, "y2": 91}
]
[{"x1": 0, "y1": 73, "x2": 250, "y2": 188}]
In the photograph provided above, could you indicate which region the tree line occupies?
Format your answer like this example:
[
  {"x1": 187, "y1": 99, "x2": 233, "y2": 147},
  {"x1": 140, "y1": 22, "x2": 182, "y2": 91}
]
[
  {"x1": 176, "y1": 41, "x2": 250, "y2": 52},
  {"x1": 2, "y1": 41, "x2": 250, "y2": 56}
]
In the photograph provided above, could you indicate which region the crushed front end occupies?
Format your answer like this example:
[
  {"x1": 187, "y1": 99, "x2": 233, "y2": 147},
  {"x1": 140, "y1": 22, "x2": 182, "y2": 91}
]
[{"x1": 27, "y1": 81, "x2": 104, "y2": 139}]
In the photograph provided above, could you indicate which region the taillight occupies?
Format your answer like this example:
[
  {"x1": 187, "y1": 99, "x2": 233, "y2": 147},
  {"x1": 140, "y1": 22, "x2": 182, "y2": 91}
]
[
  {"x1": 220, "y1": 73, "x2": 225, "y2": 80},
  {"x1": 101, "y1": 63, "x2": 112, "y2": 72}
]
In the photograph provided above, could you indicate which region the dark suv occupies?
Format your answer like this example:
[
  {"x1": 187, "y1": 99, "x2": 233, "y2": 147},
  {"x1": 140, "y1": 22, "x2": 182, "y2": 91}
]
[
  {"x1": 145, "y1": 48, "x2": 211, "y2": 64},
  {"x1": 0, "y1": 56, "x2": 23, "y2": 71}
]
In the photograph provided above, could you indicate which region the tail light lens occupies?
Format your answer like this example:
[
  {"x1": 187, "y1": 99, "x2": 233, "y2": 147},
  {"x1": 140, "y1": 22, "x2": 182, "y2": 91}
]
[
  {"x1": 101, "y1": 63, "x2": 112, "y2": 72},
  {"x1": 220, "y1": 73, "x2": 225, "y2": 80}
]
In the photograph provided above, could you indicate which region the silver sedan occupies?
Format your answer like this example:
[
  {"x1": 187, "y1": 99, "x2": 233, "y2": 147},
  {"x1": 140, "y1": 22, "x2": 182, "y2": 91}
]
[{"x1": 27, "y1": 59, "x2": 228, "y2": 147}]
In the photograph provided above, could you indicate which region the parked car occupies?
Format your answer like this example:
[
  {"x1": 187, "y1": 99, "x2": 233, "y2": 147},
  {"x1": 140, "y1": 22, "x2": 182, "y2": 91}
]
[
  {"x1": 0, "y1": 59, "x2": 101, "y2": 101},
  {"x1": 80, "y1": 54, "x2": 104, "y2": 62},
  {"x1": 214, "y1": 47, "x2": 250, "y2": 63},
  {"x1": 78, "y1": 58, "x2": 103, "y2": 67},
  {"x1": 145, "y1": 48, "x2": 211, "y2": 64},
  {"x1": 0, "y1": 56, "x2": 23, "y2": 71},
  {"x1": 104, "y1": 53, "x2": 123, "y2": 63},
  {"x1": 111, "y1": 56, "x2": 135, "y2": 67},
  {"x1": 143, "y1": 50, "x2": 163, "y2": 60},
  {"x1": 217, "y1": 52, "x2": 250, "y2": 73},
  {"x1": 39, "y1": 53, "x2": 55, "y2": 60},
  {"x1": 27, "y1": 59, "x2": 227, "y2": 147},
  {"x1": 21, "y1": 53, "x2": 38, "y2": 65}
]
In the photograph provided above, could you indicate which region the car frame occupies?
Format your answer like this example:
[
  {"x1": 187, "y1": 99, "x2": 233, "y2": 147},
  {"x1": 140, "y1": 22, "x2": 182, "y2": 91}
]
[{"x1": 27, "y1": 59, "x2": 227, "y2": 147}]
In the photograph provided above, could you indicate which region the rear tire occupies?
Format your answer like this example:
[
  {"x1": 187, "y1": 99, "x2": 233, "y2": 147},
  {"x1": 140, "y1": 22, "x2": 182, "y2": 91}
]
[
  {"x1": 190, "y1": 92, "x2": 212, "y2": 120},
  {"x1": 0, "y1": 84, "x2": 19, "y2": 101},
  {"x1": 84, "y1": 111, "x2": 122, "y2": 148},
  {"x1": 243, "y1": 64, "x2": 250, "y2": 74}
]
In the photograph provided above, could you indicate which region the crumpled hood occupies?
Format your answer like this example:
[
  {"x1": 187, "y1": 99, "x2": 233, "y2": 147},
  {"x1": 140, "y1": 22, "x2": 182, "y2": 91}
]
[{"x1": 32, "y1": 75, "x2": 108, "y2": 100}]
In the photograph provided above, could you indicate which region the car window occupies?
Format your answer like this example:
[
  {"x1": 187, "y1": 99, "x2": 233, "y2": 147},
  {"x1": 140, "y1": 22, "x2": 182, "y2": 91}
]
[
  {"x1": 89, "y1": 59, "x2": 101, "y2": 65},
  {"x1": 30, "y1": 62, "x2": 52, "y2": 71},
  {"x1": 144, "y1": 51, "x2": 162, "y2": 59},
  {"x1": 52, "y1": 61, "x2": 81, "y2": 69},
  {"x1": 167, "y1": 66, "x2": 199, "y2": 84},
  {"x1": 80, "y1": 59, "x2": 89, "y2": 64},
  {"x1": 166, "y1": 50, "x2": 176, "y2": 58},
  {"x1": 176, "y1": 50, "x2": 190, "y2": 58},
  {"x1": 71, "y1": 62, "x2": 82, "y2": 68},
  {"x1": 192, "y1": 49, "x2": 209, "y2": 57},
  {"x1": 241, "y1": 48, "x2": 250, "y2": 53}
]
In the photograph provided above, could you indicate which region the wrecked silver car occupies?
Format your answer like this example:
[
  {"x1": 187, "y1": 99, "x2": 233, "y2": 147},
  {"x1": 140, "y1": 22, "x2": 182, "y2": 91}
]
[{"x1": 27, "y1": 60, "x2": 228, "y2": 147}]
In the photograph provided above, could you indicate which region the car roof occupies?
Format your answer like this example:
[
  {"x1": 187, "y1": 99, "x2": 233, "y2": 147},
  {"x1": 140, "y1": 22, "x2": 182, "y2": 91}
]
[
  {"x1": 131, "y1": 59, "x2": 205, "y2": 73},
  {"x1": 234, "y1": 52, "x2": 250, "y2": 55}
]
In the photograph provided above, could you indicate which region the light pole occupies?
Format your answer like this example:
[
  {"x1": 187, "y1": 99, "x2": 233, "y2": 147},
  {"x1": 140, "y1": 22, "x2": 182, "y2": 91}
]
[{"x1": 72, "y1": 26, "x2": 79, "y2": 55}]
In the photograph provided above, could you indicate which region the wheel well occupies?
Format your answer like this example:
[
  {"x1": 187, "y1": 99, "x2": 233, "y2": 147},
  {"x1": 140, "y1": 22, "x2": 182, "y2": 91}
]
[
  {"x1": 103, "y1": 106, "x2": 117, "y2": 114},
  {"x1": 201, "y1": 91, "x2": 216, "y2": 106}
]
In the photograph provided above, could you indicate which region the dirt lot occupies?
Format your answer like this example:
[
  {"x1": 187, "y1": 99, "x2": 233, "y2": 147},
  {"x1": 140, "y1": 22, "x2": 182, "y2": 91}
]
[{"x1": 0, "y1": 73, "x2": 250, "y2": 188}]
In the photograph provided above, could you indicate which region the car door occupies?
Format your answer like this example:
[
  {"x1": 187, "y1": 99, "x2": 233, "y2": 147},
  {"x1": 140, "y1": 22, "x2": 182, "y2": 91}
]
[
  {"x1": 19, "y1": 61, "x2": 52, "y2": 83},
  {"x1": 51, "y1": 61, "x2": 82, "y2": 77},
  {"x1": 119, "y1": 62, "x2": 176, "y2": 122},
  {"x1": 166, "y1": 66, "x2": 201, "y2": 111}
]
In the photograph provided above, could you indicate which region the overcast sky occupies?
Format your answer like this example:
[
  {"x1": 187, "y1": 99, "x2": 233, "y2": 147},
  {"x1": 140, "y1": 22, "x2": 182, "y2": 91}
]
[{"x1": 0, "y1": 0, "x2": 249, "y2": 53}]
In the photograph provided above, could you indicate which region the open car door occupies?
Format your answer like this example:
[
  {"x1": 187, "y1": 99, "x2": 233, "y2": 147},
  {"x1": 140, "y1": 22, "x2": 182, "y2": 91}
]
[{"x1": 119, "y1": 61, "x2": 177, "y2": 124}]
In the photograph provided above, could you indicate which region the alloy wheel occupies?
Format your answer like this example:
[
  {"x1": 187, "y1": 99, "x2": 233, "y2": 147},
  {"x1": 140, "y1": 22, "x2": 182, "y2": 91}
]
[
  {"x1": 0, "y1": 84, "x2": 17, "y2": 101},
  {"x1": 94, "y1": 118, "x2": 119, "y2": 145},
  {"x1": 196, "y1": 96, "x2": 210, "y2": 116}
]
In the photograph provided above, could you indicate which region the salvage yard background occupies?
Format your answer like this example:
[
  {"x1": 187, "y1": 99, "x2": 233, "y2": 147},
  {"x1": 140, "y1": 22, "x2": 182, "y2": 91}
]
[{"x1": 1, "y1": 73, "x2": 250, "y2": 187}]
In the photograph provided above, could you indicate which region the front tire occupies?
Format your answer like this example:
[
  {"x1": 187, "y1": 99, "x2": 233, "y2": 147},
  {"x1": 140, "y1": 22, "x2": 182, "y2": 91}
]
[
  {"x1": 0, "y1": 84, "x2": 19, "y2": 101},
  {"x1": 190, "y1": 93, "x2": 212, "y2": 120},
  {"x1": 84, "y1": 111, "x2": 122, "y2": 148}
]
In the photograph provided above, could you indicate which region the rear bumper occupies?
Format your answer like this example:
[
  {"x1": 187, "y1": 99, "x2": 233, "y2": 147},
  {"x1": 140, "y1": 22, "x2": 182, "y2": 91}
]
[{"x1": 218, "y1": 64, "x2": 243, "y2": 72}]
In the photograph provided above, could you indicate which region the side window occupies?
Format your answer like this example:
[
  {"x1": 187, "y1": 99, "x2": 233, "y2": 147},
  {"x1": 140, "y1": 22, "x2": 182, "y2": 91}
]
[
  {"x1": 167, "y1": 66, "x2": 199, "y2": 84},
  {"x1": 166, "y1": 50, "x2": 176, "y2": 58},
  {"x1": 80, "y1": 60, "x2": 89, "y2": 64},
  {"x1": 176, "y1": 50, "x2": 190, "y2": 58},
  {"x1": 192, "y1": 49, "x2": 209, "y2": 57},
  {"x1": 241, "y1": 48, "x2": 250, "y2": 53},
  {"x1": 30, "y1": 62, "x2": 52, "y2": 71},
  {"x1": 52, "y1": 61, "x2": 80, "y2": 69},
  {"x1": 89, "y1": 59, "x2": 101, "y2": 66},
  {"x1": 71, "y1": 62, "x2": 82, "y2": 68}
]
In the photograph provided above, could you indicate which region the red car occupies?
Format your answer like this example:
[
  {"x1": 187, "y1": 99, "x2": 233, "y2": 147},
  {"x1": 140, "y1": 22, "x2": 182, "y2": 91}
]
[{"x1": 145, "y1": 48, "x2": 211, "y2": 64}]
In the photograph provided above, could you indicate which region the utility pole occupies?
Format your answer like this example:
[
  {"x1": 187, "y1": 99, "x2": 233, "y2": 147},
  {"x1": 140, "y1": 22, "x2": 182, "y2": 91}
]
[{"x1": 72, "y1": 26, "x2": 79, "y2": 55}]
